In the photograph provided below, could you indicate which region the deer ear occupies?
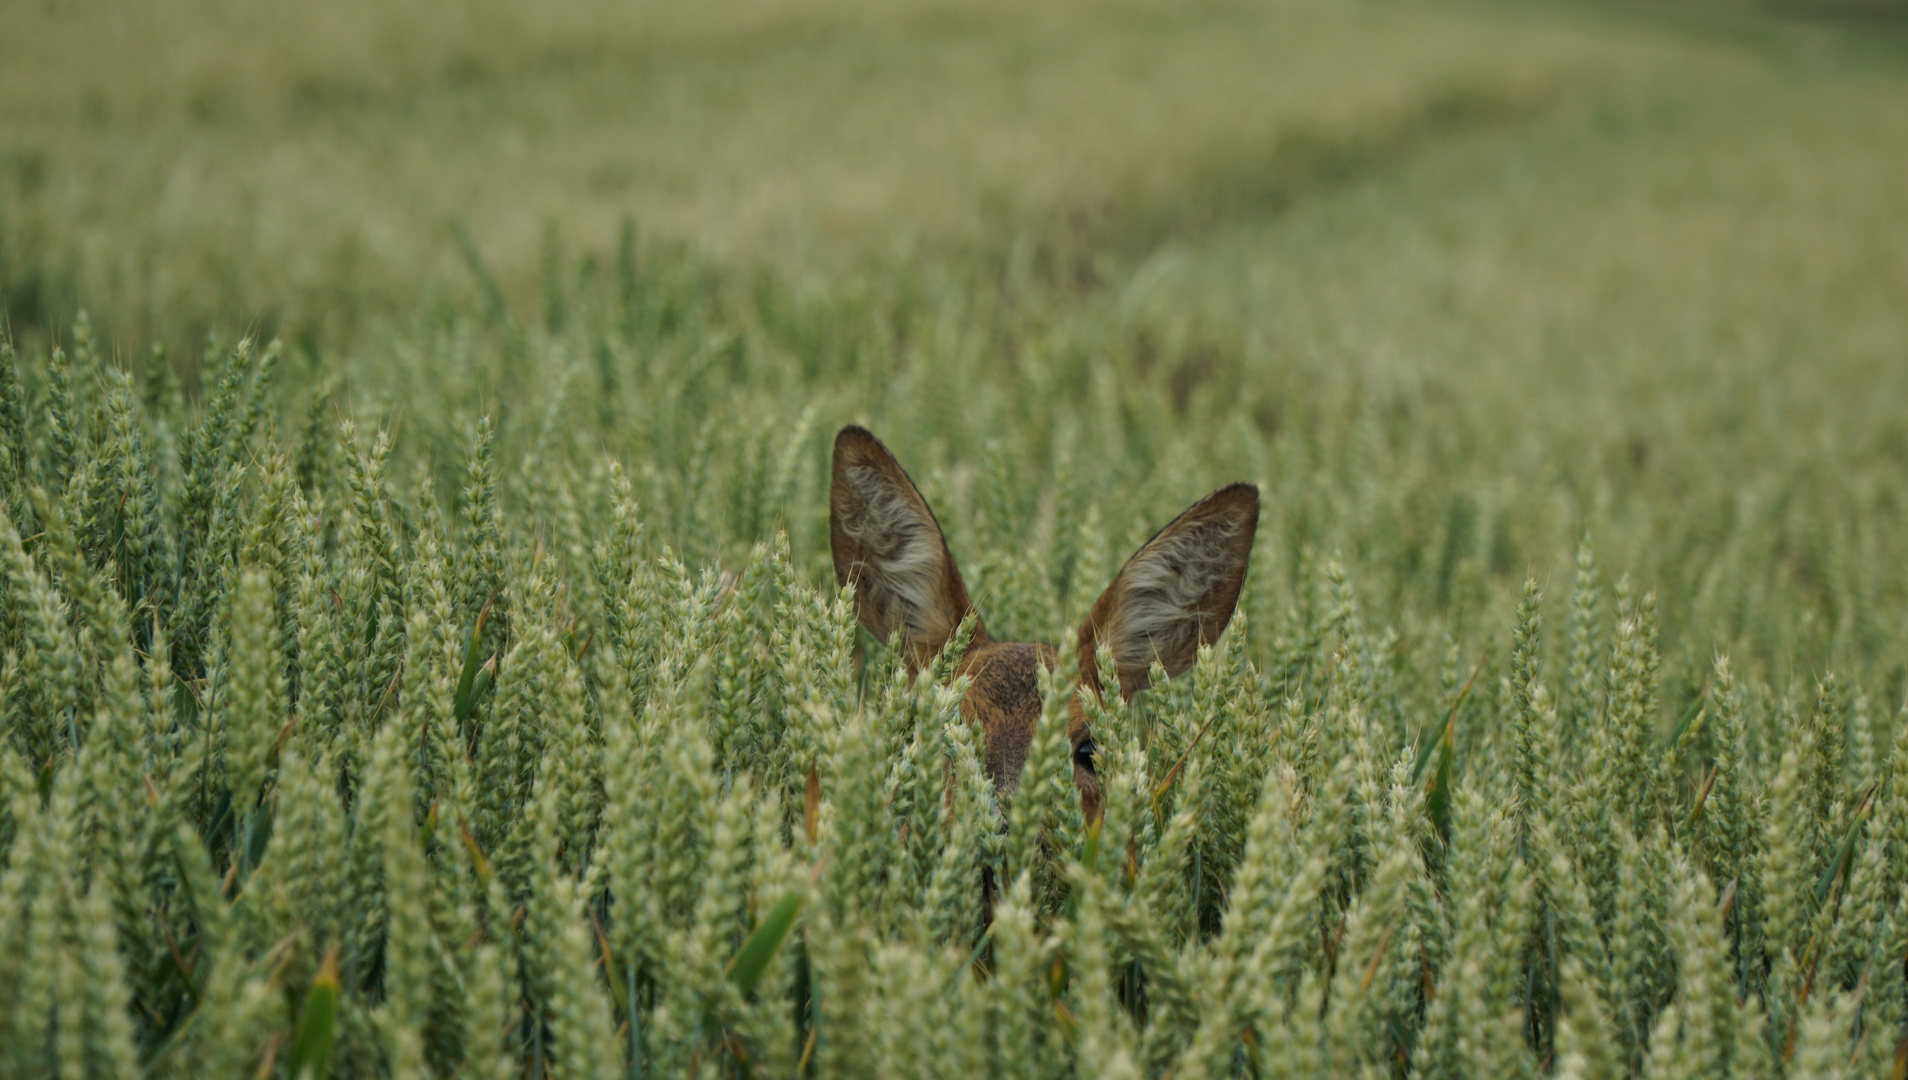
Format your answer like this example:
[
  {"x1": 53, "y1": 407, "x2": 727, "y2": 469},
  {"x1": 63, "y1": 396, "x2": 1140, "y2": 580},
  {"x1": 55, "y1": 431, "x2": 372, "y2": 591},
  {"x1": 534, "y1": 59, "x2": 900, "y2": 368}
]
[
  {"x1": 830, "y1": 426, "x2": 978, "y2": 669},
  {"x1": 1078, "y1": 482, "x2": 1259, "y2": 698}
]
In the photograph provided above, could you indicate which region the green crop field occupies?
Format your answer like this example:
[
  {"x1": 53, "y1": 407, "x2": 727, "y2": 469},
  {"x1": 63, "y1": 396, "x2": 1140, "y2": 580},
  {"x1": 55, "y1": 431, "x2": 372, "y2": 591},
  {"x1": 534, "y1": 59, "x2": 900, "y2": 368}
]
[{"x1": 3, "y1": 0, "x2": 1908, "y2": 1077}]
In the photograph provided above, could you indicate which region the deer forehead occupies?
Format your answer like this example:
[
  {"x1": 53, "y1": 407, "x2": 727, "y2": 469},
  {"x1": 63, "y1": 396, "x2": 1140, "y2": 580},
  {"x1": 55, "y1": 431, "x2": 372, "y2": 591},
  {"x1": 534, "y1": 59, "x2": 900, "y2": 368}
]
[{"x1": 955, "y1": 640, "x2": 1064, "y2": 795}]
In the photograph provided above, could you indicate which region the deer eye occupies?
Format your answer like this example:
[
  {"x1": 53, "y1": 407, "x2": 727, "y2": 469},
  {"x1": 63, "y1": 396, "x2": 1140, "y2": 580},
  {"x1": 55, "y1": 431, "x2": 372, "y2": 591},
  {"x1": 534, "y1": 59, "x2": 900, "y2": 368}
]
[{"x1": 1073, "y1": 738, "x2": 1097, "y2": 773}]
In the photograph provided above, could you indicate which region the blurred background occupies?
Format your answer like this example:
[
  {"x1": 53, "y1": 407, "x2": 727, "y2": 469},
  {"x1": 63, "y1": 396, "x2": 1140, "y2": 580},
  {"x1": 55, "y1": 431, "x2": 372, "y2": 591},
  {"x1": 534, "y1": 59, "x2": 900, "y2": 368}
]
[{"x1": 4, "y1": 0, "x2": 1904, "y2": 364}]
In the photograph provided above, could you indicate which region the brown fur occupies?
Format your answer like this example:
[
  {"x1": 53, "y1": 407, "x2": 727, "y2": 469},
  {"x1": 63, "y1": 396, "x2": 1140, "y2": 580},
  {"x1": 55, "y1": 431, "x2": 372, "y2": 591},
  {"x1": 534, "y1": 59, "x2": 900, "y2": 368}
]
[
  {"x1": 829, "y1": 425, "x2": 1258, "y2": 822},
  {"x1": 955, "y1": 641, "x2": 1055, "y2": 794}
]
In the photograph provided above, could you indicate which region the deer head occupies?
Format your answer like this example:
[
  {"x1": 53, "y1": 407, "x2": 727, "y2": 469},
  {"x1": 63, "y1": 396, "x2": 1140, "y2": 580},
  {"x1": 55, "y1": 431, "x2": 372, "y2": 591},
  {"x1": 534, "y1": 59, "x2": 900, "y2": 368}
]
[{"x1": 829, "y1": 425, "x2": 1258, "y2": 820}]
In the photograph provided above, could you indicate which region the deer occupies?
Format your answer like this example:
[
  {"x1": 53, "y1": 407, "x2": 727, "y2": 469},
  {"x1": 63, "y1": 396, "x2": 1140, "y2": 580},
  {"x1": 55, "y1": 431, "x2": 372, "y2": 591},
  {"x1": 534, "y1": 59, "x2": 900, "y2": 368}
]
[{"x1": 829, "y1": 425, "x2": 1259, "y2": 822}]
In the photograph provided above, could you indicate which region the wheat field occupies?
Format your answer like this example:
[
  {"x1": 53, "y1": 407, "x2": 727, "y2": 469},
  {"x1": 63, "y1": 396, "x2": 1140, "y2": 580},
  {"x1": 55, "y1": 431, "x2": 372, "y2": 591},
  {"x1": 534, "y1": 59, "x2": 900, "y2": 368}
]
[{"x1": 3, "y1": 0, "x2": 1908, "y2": 1077}]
